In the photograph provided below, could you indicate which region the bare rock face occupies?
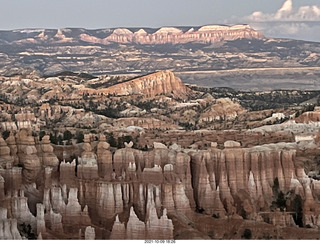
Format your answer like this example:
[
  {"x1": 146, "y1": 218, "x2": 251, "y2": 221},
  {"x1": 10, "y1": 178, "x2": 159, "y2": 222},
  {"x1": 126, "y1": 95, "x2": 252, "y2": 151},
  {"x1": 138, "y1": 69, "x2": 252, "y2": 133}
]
[
  {"x1": 296, "y1": 111, "x2": 320, "y2": 124},
  {"x1": 84, "y1": 226, "x2": 95, "y2": 240},
  {"x1": 20, "y1": 146, "x2": 41, "y2": 182},
  {"x1": 113, "y1": 147, "x2": 144, "y2": 179},
  {"x1": 199, "y1": 98, "x2": 247, "y2": 124},
  {"x1": 169, "y1": 143, "x2": 182, "y2": 152},
  {"x1": 0, "y1": 208, "x2": 22, "y2": 240},
  {"x1": 314, "y1": 127, "x2": 320, "y2": 145},
  {"x1": 42, "y1": 186, "x2": 91, "y2": 235},
  {"x1": 80, "y1": 71, "x2": 190, "y2": 99},
  {"x1": 0, "y1": 167, "x2": 22, "y2": 192},
  {"x1": 172, "y1": 182, "x2": 192, "y2": 214},
  {"x1": 260, "y1": 209, "x2": 296, "y2": 227},
  {"x1": 4, "y1": 127, "x2": 320, "y2": 239},
  {"x1": 65, "y1": 188, "x2": 82, "y2": 220},
  {"x1": 114, "y1": 117, "x2": 180, "y2": 131},
  {"x1": 0, "y1": 136, "x2": 14, "y2": 168},
  {"x1": 13, "y1": 24, "x2": 264, "y2": 49},
  {"x1": 36, "y1": 203, "x2": 46, "y2": 235},
  {"x1": 189, "y1": 144, "x2": 298, "y2": 218},
  {"x1": 63, "y1": 188, "x2": 91, "y2": 233},
  {"x1": 110, "y1": 215, "x2": 126, "y2": 240},
  {"x1": 96, "y1": 134, "x2": 112, "y2": 179},
  {"x1": 79, "y1": 135, "x2": 97, "y2": 166},
  {"x1": 0, "y1": 175, "x2": 4, "y2": 199},
  {"x1": 145, "y1": 185, "x2": 173, "y2": 240},
  {"x1": 5, "y1": 133, "x2": 19, "y2": 166},
  {"x1": 95, "y1": 182, "x2": 124, "y2": 220},
  {"x1": 10, "y1": 190, "x2": 36, "y2": 230},
  {"x1": 15, "y1": 129, "x2": 41, "y2": 182},
  {"x1": 60, "y1": 160, "x2": 77, "y2": 186},
  {"x1": 126, "y1": 207, "x2": 146, "y2": 239},
  {"x1": 46, "y1": 207, "x2": 63, "y2": 233},
  {"x1": 153, "y1": 142, "x2": 167, "y2": 149},
  {"x1": 112, "y1": 194, "x2": 173, "y2": 240},
  {"x1": 44, "y1": 167, "x2": 52, "y2": 188},
  {"x1": 78, "y1": 135, "x2": 98, "y2": 179},
  {"x1": 101, "y1": 24, "x2": 264, "y2": 45},
  {"x1": 38, "y1": 135, "x2": 59, "y2": 168},
  {"x1": 224, "y1": 140, "x2": 241, "y2": 148},
  {"x1": 76, "y1": 180, "x2": 187, "y2": 237}
]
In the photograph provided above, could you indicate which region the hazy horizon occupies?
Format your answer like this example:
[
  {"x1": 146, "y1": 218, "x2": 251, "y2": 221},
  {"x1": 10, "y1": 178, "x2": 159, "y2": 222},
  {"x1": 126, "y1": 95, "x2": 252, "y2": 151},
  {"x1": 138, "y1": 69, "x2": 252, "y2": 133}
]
[{"x1": 1, "y1": 0, "x2": 320, "y2": 42}]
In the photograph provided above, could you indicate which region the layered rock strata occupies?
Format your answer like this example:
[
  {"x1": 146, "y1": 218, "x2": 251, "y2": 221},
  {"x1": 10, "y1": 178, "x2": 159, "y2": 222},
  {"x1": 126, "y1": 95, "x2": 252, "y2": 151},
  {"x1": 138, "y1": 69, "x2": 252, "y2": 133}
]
[
  {"x1": 1, "y1": 131, "x2": 320, "y2": 239},
  {"x1": 15, "y1": 129, "x2": 41, "y2": 182},
  {"x1": 85, "y1": 24, "x2": 264, "y2": 45},
  {"x1": 96, "y1": 134, "x2": 112, "y2": 180},
  {"x1": 78, "y1": 70, "x2": 189, "y2": 99},
  {"x1": 37, "y1": 135, "x2": 59, "y2": 168},
  {"x1": 77, "y1": 135, "x2": 98, "y2": 180},
  {"x1": 0, "y1": 208, "x2": 22, "y2": 240},
  {"x1": 0, "y1": 136, "x2": 14, "y2": 169}
]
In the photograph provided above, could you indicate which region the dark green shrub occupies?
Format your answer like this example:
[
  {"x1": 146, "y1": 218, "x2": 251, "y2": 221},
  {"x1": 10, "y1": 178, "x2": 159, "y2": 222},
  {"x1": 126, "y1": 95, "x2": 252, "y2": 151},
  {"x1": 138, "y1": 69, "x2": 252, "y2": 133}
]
[{"x1": 242, "y1": 229, "x2": 252, "y2": 240}]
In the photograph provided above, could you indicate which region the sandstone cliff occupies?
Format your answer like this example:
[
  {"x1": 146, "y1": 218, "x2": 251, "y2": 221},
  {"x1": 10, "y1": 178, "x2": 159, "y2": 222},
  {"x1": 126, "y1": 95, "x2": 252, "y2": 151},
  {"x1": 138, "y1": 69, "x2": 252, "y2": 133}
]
[
  {"x1": 78, "y1": 70, "x2": 190, "y2": 98},
  {"x1": 2, "y1": 130, "x2": 320, "y2": 239},
  {"x1": 85, "y1": 24, "x2": 264, "y2": 45},
  {"x1": 199, "y1": 98, "x2": 247, "y2": 124}
]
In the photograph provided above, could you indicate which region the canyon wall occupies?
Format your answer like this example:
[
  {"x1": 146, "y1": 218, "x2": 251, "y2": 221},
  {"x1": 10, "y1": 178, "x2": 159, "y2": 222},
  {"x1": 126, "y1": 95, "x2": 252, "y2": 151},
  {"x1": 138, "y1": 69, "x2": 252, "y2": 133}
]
[
  {"x1": 78, "y1": 70, "x2": 190, "y2": 99},
  {"x1": 1, "y1": 132, "x2": 320, "y2": 239},
  {"x1": 81, "y1": 25, "x2": 264, "y2": 45}
]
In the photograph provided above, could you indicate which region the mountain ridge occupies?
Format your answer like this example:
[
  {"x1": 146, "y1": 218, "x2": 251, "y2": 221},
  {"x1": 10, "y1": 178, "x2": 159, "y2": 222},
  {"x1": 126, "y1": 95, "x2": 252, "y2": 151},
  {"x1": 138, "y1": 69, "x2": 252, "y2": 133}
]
[
  {"x1": 0, "y1": 24, "x2": 320, "y2": 80},
  {"x1": 78, "y1": 70, "x2": 190, "y2": 99},
  {"x1": 0, "y1": 24, "x2": 264, "y2": 45}
]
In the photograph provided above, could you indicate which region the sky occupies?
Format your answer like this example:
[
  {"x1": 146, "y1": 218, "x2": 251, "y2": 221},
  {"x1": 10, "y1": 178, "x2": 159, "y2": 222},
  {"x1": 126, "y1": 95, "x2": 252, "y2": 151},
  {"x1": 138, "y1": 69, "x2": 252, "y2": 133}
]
[{"x1": 1, "y1": 0, "x2": 320, "y2": 41}]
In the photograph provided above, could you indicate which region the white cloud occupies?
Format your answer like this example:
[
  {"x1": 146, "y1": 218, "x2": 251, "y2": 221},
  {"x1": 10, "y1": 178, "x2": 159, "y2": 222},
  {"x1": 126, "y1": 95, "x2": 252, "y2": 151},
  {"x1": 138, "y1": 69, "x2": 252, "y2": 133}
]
[
  {"x1": 275, "y1": 0, "x2": 293, "y2": 19},
  {"x1": 245, "y1": 0, "x2": 320, "y2": 22},
  {"x1": 231, "y1": 0, "x2": 320, "y2": 41},
  {"x1": 251, "y1": 21, "x2": 320, "y2": 39}
]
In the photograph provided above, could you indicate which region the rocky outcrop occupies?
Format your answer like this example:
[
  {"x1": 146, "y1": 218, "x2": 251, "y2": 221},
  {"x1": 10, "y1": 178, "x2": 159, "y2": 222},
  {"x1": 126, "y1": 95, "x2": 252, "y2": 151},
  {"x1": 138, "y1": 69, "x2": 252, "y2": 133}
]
[
  {"x1": 37, "y1": 135, "x2": 59, "y2": 168},
  {"x1": 110, "y1": 215, "x2": 126, "y2": 239},
  {"x1": 96, "y1": 134, "x2": 112, "y2": 180},
  {"x1": 0, "y1": 24, "x2": 264, "y2": 47},
  {"x1": 76, "y1": 24, "x2": 266, "y2": 46},
  {"x1": 15, "y1": 129, "x2": 41, "y2": 182},
  {"x1": 260, "y1": 209, "x2": 296, "y2": 227},
  {"x1": 0, "y1": 208, "x2": 22, "y2": 240},
  {"x1": 36, "y1": 203, "x2": 46, "y2": 235},
  {"x1": 113, "y1": 117, "x2": 180, "y2": 131},
  {"x1": 0, "y1": 136, "x2": 14, "y2": 168},
  {"x1": 9, "y1": 190, "x2": 36, "y2": 230},
  {"x1": 125, "y1": 207, "x2": 146, "y2": 239},
  {"x1": 110, "y1": 185, "x2": 174, "y2": 240},
  {"x1": 98, "y1": 24, "x2": 264, "y2": 45},
  {"x1": 79, "y1": 71, "x2": 189, "y2": 99},
  {"x1": 94, "y1": 182, "x2": 124, "y2": 220},
  {"x1": 46, "y1": 207, "x2": 63, "y2": 233},
  {"x1": 0, "y1": 167, "x2": 22, "y2": 192},
  {"x1": 5, "y1": 133, "x2": 19, "y2": 166},
  {"x1": 60, "y1": 160, "x2": 77, "y2": 187},
  {"x1": 0, "y1": 175, "x2": 4, "y2": 199},
  {"x1": 43, "y1": 186, "x2": 91, "y2": 234},
  {"x1": 84, "y1": 226, "x2": 95, "y2": 240},
  {"x1": 110, "y1": 144, "x2": 195, "y2": 208},
  {"x1": 295, "y1": 111, "x2": 320, "y2": 124},
  {"x1": 77, "y1": 135, "x2": 98, "y2": 180},
  {"x1": 199, "y1": 98, "x2": 247, "y2": 124},
  {"x1": 189, "y1": 143, "x2": 298, "y2": 217},
  {"x1": 3, "y1": 128, "x2": 320, "y2": 239},
  {"x1": 74, "y1": 179, "x2": 190, "y2": 235}
]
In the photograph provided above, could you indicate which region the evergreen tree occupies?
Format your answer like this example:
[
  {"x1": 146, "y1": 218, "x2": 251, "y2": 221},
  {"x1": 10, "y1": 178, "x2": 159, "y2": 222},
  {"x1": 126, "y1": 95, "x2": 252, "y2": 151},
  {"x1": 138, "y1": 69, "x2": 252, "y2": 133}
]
[{"x1": 63, "y1": 130, "x2": 73, "y2": 141}]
